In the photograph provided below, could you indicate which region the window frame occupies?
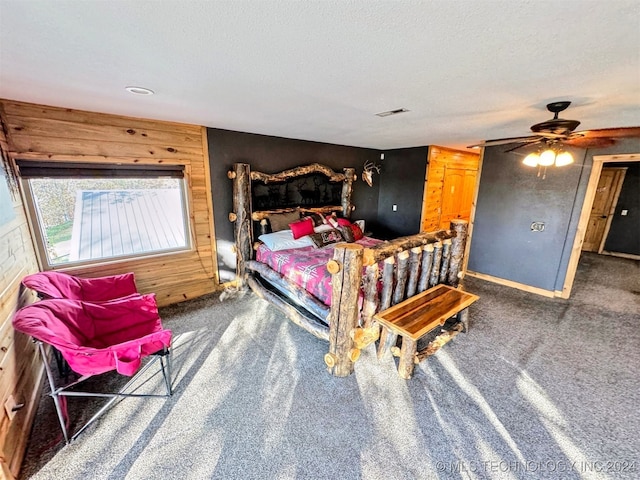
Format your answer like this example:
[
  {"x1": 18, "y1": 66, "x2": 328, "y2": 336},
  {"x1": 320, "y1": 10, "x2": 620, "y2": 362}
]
[{"x1": 18, "y1": 159, "x2": 194, "y2": 271}]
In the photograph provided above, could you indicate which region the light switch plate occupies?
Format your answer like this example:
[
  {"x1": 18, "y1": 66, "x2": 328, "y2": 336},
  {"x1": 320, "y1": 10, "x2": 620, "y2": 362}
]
[
  {"x1": 621, "y1": 209, "x2": 628, "y2": 216},
  {"x1": 531, "y1": 222, "x2": 545, "y2": 232}
]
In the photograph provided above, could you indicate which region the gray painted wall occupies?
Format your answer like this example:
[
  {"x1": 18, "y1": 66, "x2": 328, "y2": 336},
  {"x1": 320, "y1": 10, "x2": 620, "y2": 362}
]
[
  {"x1": 468, "y1": 144, "x2": 587, "y2": 291},
  {"x1": 207, "y1": 128, "x2": 381, "y2": 280},
  {"x1": 469, "y1": 138, "x2": 640, "y2": 293}
]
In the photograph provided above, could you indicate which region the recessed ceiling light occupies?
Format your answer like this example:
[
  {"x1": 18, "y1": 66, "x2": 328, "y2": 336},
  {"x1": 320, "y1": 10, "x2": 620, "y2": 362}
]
[
  {"x1": 125, "y1": 86, "x2": 154, "y2": 95},
  {"x1": 375, "y1": 108, "x2": 409, "y2": 117}
]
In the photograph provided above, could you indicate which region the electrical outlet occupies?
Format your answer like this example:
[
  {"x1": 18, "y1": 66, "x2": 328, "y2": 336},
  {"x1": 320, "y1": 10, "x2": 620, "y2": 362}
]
[
  {"x1": 621, "y1": 209, "x2": 628, "y2": 216},
  {"x1": 392, "y1": 204, "x2": 397, "y2": 212}
]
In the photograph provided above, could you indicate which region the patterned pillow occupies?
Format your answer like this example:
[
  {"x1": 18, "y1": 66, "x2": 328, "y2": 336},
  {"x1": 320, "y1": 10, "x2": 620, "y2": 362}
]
[
  {"x1": 309, "y1": 228, "x2": 344, "y2": 248},
  {"x1": 350, "y1": 223, "x2": 364, "y2": 241},
  {"x1": 338, "y1": 225, "x2": 355, "y2": 243},
  {"x1": 300, "y1": 212, "x2": 325, "y2": 226}
]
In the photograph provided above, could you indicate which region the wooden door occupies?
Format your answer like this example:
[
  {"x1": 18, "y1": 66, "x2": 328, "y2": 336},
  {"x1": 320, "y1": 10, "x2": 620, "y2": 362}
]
[
  {"x1": 582, "y1": 168, "x2": 626, "y2": 252},
  {"x1": 420, "y1": 146, "x2": 480, "y2": 232},
  {"x1": 438, "y1": 168, "x2": 477, "y2": 229},
  {"x1": 439, "y1": 168, "x2": 464, "y2": 228}
]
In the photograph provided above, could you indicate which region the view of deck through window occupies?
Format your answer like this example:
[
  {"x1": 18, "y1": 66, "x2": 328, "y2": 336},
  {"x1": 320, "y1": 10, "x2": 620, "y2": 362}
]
[{"x1": 29, "y1": 178, "x2": 189, "y2": 265}]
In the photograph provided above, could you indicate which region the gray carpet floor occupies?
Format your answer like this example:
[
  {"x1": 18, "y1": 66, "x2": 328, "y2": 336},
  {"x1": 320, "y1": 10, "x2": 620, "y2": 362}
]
[{"x1": 19, "y1": 253, "x2": 640, "y2": 479}]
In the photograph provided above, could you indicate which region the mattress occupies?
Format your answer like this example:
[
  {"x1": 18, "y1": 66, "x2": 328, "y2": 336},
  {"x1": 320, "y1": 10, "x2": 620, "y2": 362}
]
[{"x1": 255, "y1": 237, "x2": 381, "y2": 306}]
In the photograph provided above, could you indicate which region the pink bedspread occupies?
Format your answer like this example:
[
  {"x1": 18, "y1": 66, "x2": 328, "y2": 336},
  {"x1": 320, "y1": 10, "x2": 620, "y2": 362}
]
[{"x1": 256, "y1": 237, "x2": 381, "y2": 306}]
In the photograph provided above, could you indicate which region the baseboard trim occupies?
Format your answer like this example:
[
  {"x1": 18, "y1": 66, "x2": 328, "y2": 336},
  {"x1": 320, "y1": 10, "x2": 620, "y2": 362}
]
[
  {"x1": 465, "y1": 271, "x2": 557, "y2": 298},
  {"x1": 600, "y1": 251, "x2": 640, "y2": 261}
]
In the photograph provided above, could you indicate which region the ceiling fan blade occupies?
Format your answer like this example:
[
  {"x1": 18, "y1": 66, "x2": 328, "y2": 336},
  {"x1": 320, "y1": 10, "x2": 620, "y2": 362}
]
[
  {"x1": 562, "y1": 126, "x2": 640, "y2": 148},
  {"x1": 563, "y1": 136, "x2": 617, "y2": 148},
  {"x1": 503, "y1": 141, "x2": 541, "y2": 153},
  {"x1": 467, "y1": 135, "x2": 540, "y2": 148},
  {"x1": 573, "y1": 126, "x2": 640, "y2": 139}
]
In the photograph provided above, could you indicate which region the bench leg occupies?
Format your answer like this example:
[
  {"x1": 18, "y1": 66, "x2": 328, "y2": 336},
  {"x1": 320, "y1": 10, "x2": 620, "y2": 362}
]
[
  {"x1": 398, "y1": 337, "x2": 417, "y2": 379},
  {"x1": 377, "y1": 326, "x2": 397, "y2": 361},
  {"x1": 458, "y1": 307, "x2": 469, "y2": 333}
]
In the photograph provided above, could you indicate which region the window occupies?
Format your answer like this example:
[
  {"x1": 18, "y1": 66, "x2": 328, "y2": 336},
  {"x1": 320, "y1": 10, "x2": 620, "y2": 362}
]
[{"x1": 18, "y1": 161, "x2": 191, "y2": 268}]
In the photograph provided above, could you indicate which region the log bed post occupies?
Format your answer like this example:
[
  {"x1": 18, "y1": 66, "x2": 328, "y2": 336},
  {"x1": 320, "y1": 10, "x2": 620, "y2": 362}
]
[
  {"x1": 447, "y1": 219, "x2": 469, "y2": 287},
  {"x1": 325, "y1": 243, "x2": 363, "y2": 377},
  {"x1": 341, "y1": 167, "x2": 356, "y2": 219},
  {"x1": 230, "y1": 163, "x2": 252, "y2": 288},
  {"x1": 417, "y1": 243, "x2": 434, "y2": 293},
  {"x1": 429, "y1": 241, "x2": 443, "y2": 288},
  {"x1": 439, "y1": 238, "x2": 452, "y2": 284},
  {"x1": 376, "y1": 257, "x2": 397, "y2": 360},
  {"x1": 361, "y1": 264, "x2": 379, "y2": 329}
]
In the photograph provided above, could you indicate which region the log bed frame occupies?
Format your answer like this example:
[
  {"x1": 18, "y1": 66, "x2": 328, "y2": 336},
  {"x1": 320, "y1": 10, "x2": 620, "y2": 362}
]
[{"x1": 228, "y1": 162, "x2": 469, "y2": 377}]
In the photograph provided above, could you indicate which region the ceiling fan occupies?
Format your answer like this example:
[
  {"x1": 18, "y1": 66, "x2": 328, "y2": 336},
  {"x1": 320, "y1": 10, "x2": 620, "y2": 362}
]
[{"x1": 468, "y1": 101, "x2": 640, "y2": 150}]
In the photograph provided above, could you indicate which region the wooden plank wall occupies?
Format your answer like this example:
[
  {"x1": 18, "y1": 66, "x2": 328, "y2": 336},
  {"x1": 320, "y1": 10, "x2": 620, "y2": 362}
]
[
  {"x1": 420, "y1": 146, "x2": 480, "y2": 232},
  {"x1": 0, "y1": 116, "x2": 41, "y2": 479},
  {"x1": 0, "y1": 99, "x2": 220, "y2": 306}
]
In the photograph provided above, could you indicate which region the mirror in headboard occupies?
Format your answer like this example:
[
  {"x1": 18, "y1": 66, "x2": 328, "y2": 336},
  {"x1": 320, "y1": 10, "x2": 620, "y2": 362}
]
[{"x1": 252, "y1": 173, "x2": 343, "y2": 211}]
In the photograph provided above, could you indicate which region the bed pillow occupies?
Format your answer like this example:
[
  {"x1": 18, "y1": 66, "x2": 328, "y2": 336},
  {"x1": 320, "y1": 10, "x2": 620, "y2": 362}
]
[
  {"x1": 338, "y1": 225, "x2": 355, "y2": 243},
  {"x1": 300, "y1": 212, "x2": 325, "y2": 227},
  {"x1": 289, "y1": 217, "x2": 315, "y2": 239},
  {"x1": 336, "y1": 218, "x2": 352, "y2": 227},
  {"x1": 350, "y1": 223, "x2": 364, "y2": 241},
  {"x1": 268, "y1": 211, "x2": 300, "y2": 232},
  {"x1": 314, "y1": 224, "x2": 334, "y2": 233},
  {"x1": 325, "y1": 214, "x2": 340, "y2": 228},
  {"x1": 309, "y1": 228, "x2": 344, "y2": 248},
  {"x1": 258, "y1": 230, "x2": 314, "y2": 251}
]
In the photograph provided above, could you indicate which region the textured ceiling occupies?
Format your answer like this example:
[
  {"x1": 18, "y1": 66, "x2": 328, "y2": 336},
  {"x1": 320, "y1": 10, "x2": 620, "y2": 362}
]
[{"x1": 1, "y1": 0, "x2": 639, "y2": 151}]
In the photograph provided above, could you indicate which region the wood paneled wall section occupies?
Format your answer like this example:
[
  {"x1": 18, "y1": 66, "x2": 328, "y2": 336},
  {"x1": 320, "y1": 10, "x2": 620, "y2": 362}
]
[
  {"x1": 420, "y1": 146, "x2": 480, "y2": 232},
  {"x1": 0, "y1": 99, "x2": 220, "y2": 306},
  {"x1": 0, "y1": 118, "x2": 41, "y2": 479}
]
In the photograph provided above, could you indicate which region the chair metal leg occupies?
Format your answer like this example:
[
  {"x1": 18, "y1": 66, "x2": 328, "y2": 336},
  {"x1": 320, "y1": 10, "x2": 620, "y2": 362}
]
[
  {"x1": 38, "y1": 342, "x2": 70, "y2": 444},
  {"x1": 38, "y1": 342, "x2": 173, "y2": 444},
  {"x1": 159, "y1": 347, "x2": 173, "y2": 396}
]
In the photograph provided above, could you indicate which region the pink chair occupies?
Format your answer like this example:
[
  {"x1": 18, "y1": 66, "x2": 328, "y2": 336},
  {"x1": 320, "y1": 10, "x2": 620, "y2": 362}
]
[
  {"x1": 22, "y1": 271, "x2": 138, "y2": 302},
  {"x1": 22, "y1": 271, "x2": 142, "y2": 378},
  {"x1": 12, "y1": 295, "x2": 172, "y2": 443}
]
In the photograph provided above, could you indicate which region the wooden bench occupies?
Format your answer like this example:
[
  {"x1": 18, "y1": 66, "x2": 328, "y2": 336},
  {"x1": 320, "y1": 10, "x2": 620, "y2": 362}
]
[{"x1": 374, "y1": 284, "x2": 479, "y2": 379}]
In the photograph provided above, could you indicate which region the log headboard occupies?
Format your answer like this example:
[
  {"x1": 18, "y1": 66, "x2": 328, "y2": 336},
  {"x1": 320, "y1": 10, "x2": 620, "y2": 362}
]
[{"x1": 228, "y1": 162, "x2": 357, "y2": 286}]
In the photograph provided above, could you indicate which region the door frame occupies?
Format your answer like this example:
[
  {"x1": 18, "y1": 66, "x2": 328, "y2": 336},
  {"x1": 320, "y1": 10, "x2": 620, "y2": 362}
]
[{"x1": 561, "y1": 153, "x2": 640, "y2": 298}]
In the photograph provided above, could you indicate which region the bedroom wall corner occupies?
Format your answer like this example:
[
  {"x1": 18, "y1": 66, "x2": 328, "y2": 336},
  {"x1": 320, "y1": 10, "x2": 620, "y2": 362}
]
[
  {"x1": 376, "y1": 146, "x2": 429, "y2": 239},
  {"x1": 206, "y1": 128, "x2": 382, "y2": 282}
]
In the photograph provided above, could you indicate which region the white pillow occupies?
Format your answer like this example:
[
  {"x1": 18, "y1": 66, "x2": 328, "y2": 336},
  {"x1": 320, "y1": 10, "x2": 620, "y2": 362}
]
[{"x1": 258, "y1": 230, "x2": 314, "y2": 251}]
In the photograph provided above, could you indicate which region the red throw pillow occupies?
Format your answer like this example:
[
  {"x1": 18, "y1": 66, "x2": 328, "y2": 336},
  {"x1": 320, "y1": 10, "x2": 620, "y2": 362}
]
[
  {"x1": 336, "y1": 218, "x2": 351, "y2": 227},
  {"x1": 289, "y1": 217, "x2": 315, "y2": 239},
  {"x1": 350, "y1": 223, "x2": 364, "y2": 241}
]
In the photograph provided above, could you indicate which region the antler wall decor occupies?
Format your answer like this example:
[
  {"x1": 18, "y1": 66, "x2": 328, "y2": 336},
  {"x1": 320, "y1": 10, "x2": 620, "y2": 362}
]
[{"x1": 362, "y1": 160, "x2": 381, "y2": 187}]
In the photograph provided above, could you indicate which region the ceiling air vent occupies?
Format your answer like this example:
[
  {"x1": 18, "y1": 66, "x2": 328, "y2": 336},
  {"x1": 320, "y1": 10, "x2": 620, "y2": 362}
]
[{"x1": 375, "y1": 108, "x2": 410, "y2": 117}]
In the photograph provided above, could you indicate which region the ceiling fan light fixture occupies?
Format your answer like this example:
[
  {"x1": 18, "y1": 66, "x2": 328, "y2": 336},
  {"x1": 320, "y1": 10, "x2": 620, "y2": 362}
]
[
  {"x1": 538, "y1": 149, "x2": 556, "y2": 166},
  {"x1": 523, "y1": 152, "x2": 540, "y2": 167},
  {"x1": 555, "y1": 151, "x2": 574, "y2": 167}
]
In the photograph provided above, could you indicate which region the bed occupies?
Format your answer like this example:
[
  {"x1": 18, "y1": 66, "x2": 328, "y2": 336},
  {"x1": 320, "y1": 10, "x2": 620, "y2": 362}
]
[{"x1": 228, "y1": 162, "x2": 469, "y2": 376}]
